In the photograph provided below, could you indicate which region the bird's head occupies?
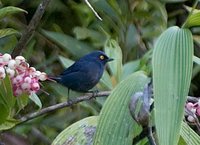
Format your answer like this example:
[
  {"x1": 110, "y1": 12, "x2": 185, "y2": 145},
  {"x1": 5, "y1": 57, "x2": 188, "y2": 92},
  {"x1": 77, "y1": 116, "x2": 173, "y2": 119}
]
[{"x1": 81, "y1": 51, "x2": 114, "y2": 65}]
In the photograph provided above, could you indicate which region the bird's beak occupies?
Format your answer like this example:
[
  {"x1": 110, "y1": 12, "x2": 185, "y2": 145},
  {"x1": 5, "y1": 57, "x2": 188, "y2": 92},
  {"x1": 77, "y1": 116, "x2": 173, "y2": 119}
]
[{"x1": 107, "y1": 58, "x2": 114, "y2": 62}]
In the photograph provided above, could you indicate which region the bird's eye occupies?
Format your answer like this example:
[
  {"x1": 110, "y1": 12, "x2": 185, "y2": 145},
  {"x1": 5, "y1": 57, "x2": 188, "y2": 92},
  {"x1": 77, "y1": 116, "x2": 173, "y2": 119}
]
[{"x1": 99, "y1": 55, "x2": 105, "y2": 60}]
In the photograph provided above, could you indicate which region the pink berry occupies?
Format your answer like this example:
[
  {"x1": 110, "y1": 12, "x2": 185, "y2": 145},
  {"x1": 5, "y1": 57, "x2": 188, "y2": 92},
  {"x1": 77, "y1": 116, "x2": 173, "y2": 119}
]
[
  {"x1": 187, "y1": 115, "x2": 195, "y2": 123},
  {"x1": 15, "y1": 75, "x2": 23, "y2": 83},
  {"x1": 24, "y1": 77, "x2": 32, "y2": 83},
  {"x1": 6, "y1": 68, "x2": 15, "y2": 78},
  {"x1": 186, "y1": 102, "x2": 194, "y2": 110},
  {"x1": 2, "y1": 53, "x2": 11, "y2": 62},
  {"x1": 21, "y1": 82, "x2": 31, "y2": 91},
  {"x1": 15, "y1": 56, "x2": 25, "y2": 65},
  {"x1": 196, "y1": 107, "x2": 200, "y2": 116},
  {"x1": 31, "y1": 82, "x2": 40, "y2": 91},
  {"x1": 14, "y1": 88, "x2": 23, "y2": 97},
  {"x1": 8, "y1": 59, "x2": 17, "y2": 69},
  {"x1": 39, "y1": 72, "x2": 47, "y2": 81}
]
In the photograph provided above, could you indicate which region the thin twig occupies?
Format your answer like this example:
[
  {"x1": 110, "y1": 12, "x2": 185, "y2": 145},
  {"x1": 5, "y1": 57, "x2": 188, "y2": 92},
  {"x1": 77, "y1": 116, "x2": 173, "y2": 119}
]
[
  {"x1": 12, "y1": 0, "x2": 51, "y2": 57},
  {"x1": 19, "y1": 91, "x2": 110, "y2": 123},
  {"x1": 84, "y1": 0, "x2": 102, "y2": 21}
]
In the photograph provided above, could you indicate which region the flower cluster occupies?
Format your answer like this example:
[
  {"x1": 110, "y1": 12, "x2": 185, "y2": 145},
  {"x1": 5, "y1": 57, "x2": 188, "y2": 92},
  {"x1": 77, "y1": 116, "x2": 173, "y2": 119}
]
[
  {"x1": 186, "y1": 100, "x2": 200, "y2": 122},
  {"x1": 0, "y1": 53, "x2": 47, "y2": 97}
]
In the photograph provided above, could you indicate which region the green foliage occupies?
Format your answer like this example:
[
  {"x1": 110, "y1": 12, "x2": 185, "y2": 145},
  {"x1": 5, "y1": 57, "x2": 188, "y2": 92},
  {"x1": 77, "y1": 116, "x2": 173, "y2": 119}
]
[
  {"x1": 180, "y1": 122, "x2": 200, "y2": 145},
  {"x1": 0, "y1": 28, "x2": 20, "y2": 39},
  {"x1": 152, "y1": 26, "x2": 193, "y2": 145},
  {"x1": 0, "y1": 6, "x2": 27, "y2": 19},
  {"x1": 93, "y1": 71, "x2": 149, "y2": 145},
  {"x1": 29, "y1": 93, "x2": 42, "y2": 109},
  {"x1": 42, "y1": 30, "x2": 93, "y2": 58},
  {"x1": 104, "y1": 39, "x2": 123, "y2": 83},
  {"x1": 52, "y1": 116, "x2": 98, "y2": 145}
]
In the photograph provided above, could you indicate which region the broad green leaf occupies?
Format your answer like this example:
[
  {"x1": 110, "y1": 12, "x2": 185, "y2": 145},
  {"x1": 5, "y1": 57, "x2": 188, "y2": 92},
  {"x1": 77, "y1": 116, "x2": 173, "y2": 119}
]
[
  {"x1": 0, "y1": 118, "x2": 19, "y2": 131},
  {"x1": 58, "y1": 55, "x2": 74, "y2": 68},
  {"x1": 152, "y1": 26, "x2": 193, "y2": 145},
  {"x1": 0, "y1": 28, "x2": 20, "y2": 39},
  {"x1": 42, "y1": 30, "x2": 93, "y2": 58},
  {"x1": 193, "y1": 55, "x2": 200, "y2": 65},
  {"x1": 0, "y1": 6, "x2": 27, "y2": 20},
  {"x1": 122, "y1": 60, "x2": 140, "y2": 80},
  {"x1": 93, "y1": 71, "x2": 149, "y2": 145},
  {"x1": 104, "y1": 39, "x2": 122, "y2": 83},
  {"x1": 29, "y1": 93, "x2": 42, "y2": 109},
  {"x1": 180, "y1": 122, "x2": 200, "y2": 145},
  {"x1": 0, "y1": 76, "x2": 15, "y2": 108},
  {"x1": 52, "y1": 116, "x2": 98, "y2": 145},
  {"x1": 0, "y1": 103, "x2": 9, "y2": 124},
  {"x1": 183, "y1": 6, "x2": 200, "y2": 28}
]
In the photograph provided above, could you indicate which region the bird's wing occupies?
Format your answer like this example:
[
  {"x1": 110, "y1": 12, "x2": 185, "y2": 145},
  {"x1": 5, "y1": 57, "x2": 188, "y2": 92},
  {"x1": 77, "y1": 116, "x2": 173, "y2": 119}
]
[{"x1": 60, "y1": 60, "x2": 97, "y2": 75}]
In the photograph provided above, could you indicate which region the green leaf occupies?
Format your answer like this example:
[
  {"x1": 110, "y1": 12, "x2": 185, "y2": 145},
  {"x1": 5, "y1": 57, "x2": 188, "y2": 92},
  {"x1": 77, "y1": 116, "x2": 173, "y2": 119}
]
[
  {"x1": 104, "y1": 39, "x2": 123, "y2": 83},
  {"x1": 0, "y1": 28, "x2": 20, "y2": 39},
  {"x1": 180, "y1": 122, "x2": 200, "y2": 145},
  {"x1": 16, "y1": 94, "x2": 29, "y2": 112},
  {"x1": 122, "y1": 60, "x2": 140, "y2": 80},
  {"x1": 93, "y1": 71, "x2": 149, "y2": 145},
  {"x1": 193, "y1": 55, "x2": 200, "y2": 65},
  {"x1": 0, "y1": 118, "x2": 19, "y2": 131},
  {"x1": 42, "y1": 30, "x2": 93, "y2": 58},
  {"x1": 0, "y1": 75, "x2": 15, "y2": 108},
  {"x1": 58, "y1": 55, "x2": 74, "y2": 68},
  {"x1": 52, "y1": 116, "x2": 98, "y2": 145},
  {"x1": 29, "y1": 93, "x2": 42, "y2": 109},
  {"x1": 0, "y1": 6, "x2": 27, "y2": 20},
  {"x1": 73, "y1": 27, "x2": 106, "y2": 42},
  {"x1": 183, "y1": 6, "x2": 200, "y2": 28},
  {"x1": 0, "y1": 102, "x2": 9, "y2": 125},
  {"x1": 152, "y1": 26, "x2": 193, "y2": 145}
]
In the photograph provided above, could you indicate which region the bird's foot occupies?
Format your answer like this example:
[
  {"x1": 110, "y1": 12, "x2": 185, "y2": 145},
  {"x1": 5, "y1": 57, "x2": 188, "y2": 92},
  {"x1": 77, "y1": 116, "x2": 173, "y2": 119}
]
[{"x1": 87, "y1": 90, "x2": 99, "y2": 99}]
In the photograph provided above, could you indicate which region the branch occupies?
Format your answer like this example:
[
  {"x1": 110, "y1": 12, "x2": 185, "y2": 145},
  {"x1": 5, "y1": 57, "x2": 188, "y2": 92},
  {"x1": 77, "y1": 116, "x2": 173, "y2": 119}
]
[
  {"x1": 19, "y1": 91, "x2": 111, "y2": 123},
  {"x1": 12, "y1": 0, "x2": 51, "y2": 57}
]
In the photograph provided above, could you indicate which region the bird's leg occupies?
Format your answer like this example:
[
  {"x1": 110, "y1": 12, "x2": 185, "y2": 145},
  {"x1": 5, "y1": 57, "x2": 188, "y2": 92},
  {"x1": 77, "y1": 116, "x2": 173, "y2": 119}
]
[
  {"x1": 67, "y1": 89, "x2": 70, "y2": 101},
  {"x1": 87, "y1": 90, "x2": 99, "y2": 99}
]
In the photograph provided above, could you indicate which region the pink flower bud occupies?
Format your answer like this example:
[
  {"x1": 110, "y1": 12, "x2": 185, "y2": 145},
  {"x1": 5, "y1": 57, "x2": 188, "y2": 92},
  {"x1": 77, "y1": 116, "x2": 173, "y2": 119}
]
[
  {"x1": 196, "y1": 107, "x2": 200, "y2": 116},
  {"x1": 6, "y1": 68, "x2": 15, "y2": 78},
  {"x1": 0, "y1": 67, "x2": 5, "y2": 80},
  {"x1": 191, "y1": 108, "x2": 196, "y2": 114},
  {"x1": 39, "y1": 72, "x2": 47, "y2": 81},
  {"x1": 15, "y1": 75, "x2": 23, "y2": 83},
  {"x1": 21, "y1": 82, "x2": 31, "y2": 91},
  {"x1": 15, "y1": 56, "x2": 25, "y2": 65},
  {"x1": 24, "y1": 77, "x2": 32, "y2": 83},
  {"x1": 187, "y1": 115, "x2": 195, "y2": 123},
  {"x1": 8, "y1": 59, "x2": 16, "y2": 69},
  {"x1": 14, "y1": 88, "x2": 23, "y2": 97},
  {"x1": 0, "y1": 72, "x2": 5, "y2": 80},
  {"x1": 186, "y1": 102, "x2": 194, "y2": 110},
  {"x1": 34, "y1": 71, "x2": 41, "y2": 78},
  {"x1": 31, "y1": 82, "x2": 40, "y2": 91},
  {"x1": 2, "y1": 53, "x2": 11, "y2": 62},
  {"x1": 0, "y1": 66, "x2": 5, "y2": 74}
]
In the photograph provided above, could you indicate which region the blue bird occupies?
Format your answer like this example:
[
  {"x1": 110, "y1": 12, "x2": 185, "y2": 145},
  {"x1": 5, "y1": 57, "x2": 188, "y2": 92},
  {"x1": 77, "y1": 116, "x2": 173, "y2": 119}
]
[{"x1": 51, "y1": 51, "x2": 113, "y2": 93}]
